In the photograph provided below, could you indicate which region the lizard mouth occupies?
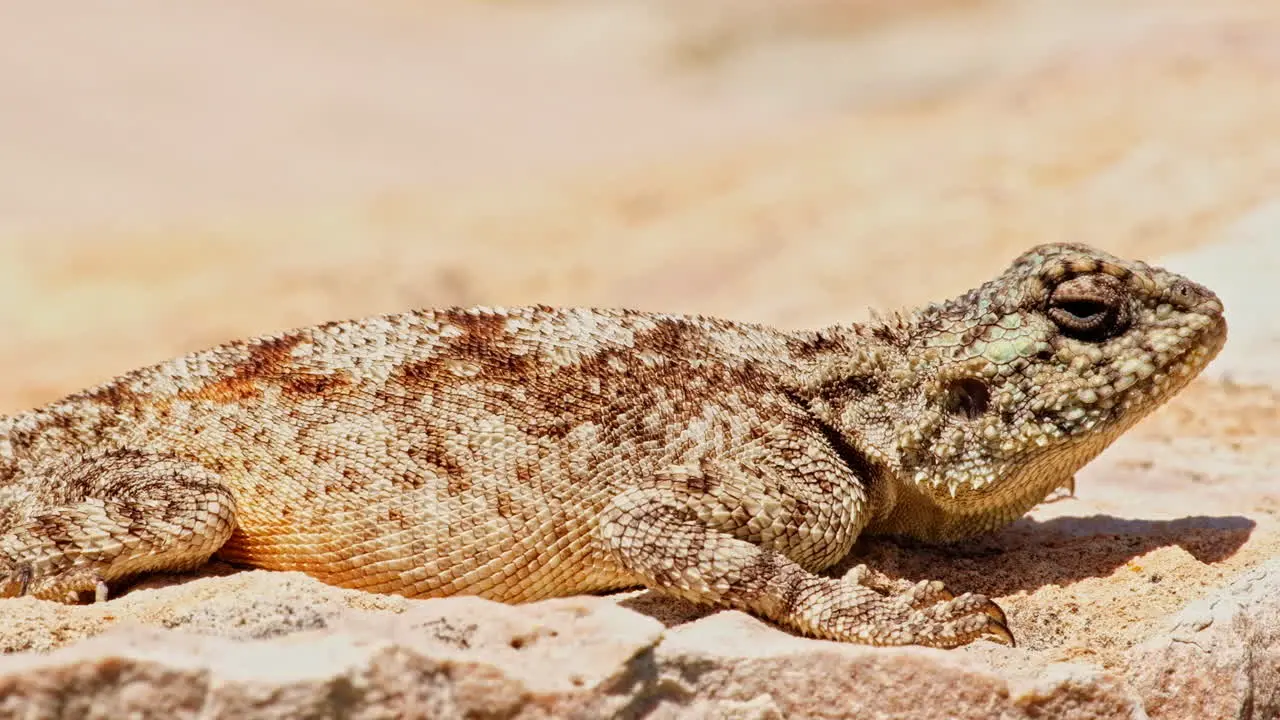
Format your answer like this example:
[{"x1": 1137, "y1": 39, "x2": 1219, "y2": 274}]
[{"x1": 1111, "y1": 310, "x2": 1228, "y2": 415}]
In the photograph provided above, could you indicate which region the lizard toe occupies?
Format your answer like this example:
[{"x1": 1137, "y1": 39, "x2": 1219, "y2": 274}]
[
  {"x1": 896, "y1": 578, "x2": 954, "y2": 609},
  {"x1": 0, "y1": 553, "x2": 116, "y2": 603},
  {"x1": 984, "y1": 617, "x2": 1017, "y2": 647},
  {"x1": 899, "y1": 605, "x2": 1016, "y2": 648}
]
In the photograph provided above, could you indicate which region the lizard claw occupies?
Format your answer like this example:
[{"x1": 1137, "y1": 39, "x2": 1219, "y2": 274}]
[
  {"x1": 905, "y1": 591, "x2": 1016, "y2": 648},
  {"x1": 0, "y1": 559, "x2": 114, "y2": 604},
  {"x1": 16, "y1": 564, "x2": 33, "y2": 597},
  {"x1": 979, "y1": 596, "x2": 1008, "y2": 627},
  {"x1": 984, "y1": 618, "x2": 1017, "y2": 647},
  {"x1": 0, "y1": 563, "x2": 35, "y2": 598},
  {"x1": 1041, "y1": 475, "x2": 1078, "y2": 504},
  {"x1": 963, "y1": 596, "x2": 1016, "y2": 647}
]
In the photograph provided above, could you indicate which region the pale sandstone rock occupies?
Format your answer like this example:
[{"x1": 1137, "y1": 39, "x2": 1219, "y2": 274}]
[
  {"x1": 648, "y1": 611, "x2": 1144, "y2": 720},
  {"x1": 0, "y1": 580, "x2": 1151, "y2": 720},
  {"x1": 0, "y1": 588, "x2": 666, "y2": 719},
  {"x1": 1128, "y1": 558, "x2": 1280, "y2": 720},
  {"x1": 4, "y1": 562, "x2": 1276, "y2": 719},
  {"x1": 6, "y1": 567, "x2": 1276, "y2": 718}
]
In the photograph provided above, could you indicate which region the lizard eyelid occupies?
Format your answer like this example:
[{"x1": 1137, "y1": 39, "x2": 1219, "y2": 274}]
[
  {"x1": 1047, "y1": 274, "x2": 1130, "y2": 342},
  {"x1": 1054, "y1": 298, "x2": 1108, "y2": 324}
]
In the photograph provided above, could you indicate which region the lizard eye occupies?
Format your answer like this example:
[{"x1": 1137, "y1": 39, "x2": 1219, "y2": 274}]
[{"x1": 1048, "y1": 275, "x2": 1130, "y2": 342}]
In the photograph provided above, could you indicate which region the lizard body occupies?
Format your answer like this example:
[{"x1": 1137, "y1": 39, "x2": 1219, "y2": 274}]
[{"x1": 0, "y1": 243, "x2": 1226, "y2": 647}]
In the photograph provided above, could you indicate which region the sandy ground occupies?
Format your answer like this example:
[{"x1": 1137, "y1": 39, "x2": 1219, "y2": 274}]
[{"x1": 2, "y1": 0, "x2": 1279, "y2": 691}]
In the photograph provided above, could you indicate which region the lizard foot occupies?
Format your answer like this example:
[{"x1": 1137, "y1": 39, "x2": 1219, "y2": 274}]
[
  {"x1": 0, "y1": 559, "x2": 110, "y2": 603},
  {"x1": 0, "y1": 450, "x2": 237, "y2": 603},
  {"x1": 792, "y1": 573, "x2": 1014, "y2": 648}
]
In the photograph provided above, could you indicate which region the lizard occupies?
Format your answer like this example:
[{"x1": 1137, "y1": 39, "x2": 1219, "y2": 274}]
[{"x1": 0, "y1": 242, "x2": 1226, "y2": 648}]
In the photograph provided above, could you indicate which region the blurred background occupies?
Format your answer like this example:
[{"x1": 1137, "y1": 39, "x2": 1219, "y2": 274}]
[{"x1": 2, "y1": 0, "x2": 1278, "y2": 412}]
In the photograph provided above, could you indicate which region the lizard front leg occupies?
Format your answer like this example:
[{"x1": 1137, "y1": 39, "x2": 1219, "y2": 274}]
[
  {"x1": 0, "y1": 449, "x2": 236, "y2": 602},
  {"x1": 597, "y1": 473, "x2": 1013, "y2": 648}
]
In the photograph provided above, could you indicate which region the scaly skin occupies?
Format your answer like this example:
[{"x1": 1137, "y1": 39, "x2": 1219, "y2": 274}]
[{"x1": 0, "y1": 243, "x2": 1226, "y2": 647}]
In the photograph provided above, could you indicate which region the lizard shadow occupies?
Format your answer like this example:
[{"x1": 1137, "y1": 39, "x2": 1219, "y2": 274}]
[
  {"x1": 614, "y1": 513, "x2": 1256, "y2": 629},
  {"x1": 835, "y1": 513, "x2": 1257, "y2": 598}
]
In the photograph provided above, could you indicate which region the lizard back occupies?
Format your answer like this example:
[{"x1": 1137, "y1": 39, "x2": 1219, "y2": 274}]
[{"x1": 0, "y1": 306, "x2": 820, "y2": 601}]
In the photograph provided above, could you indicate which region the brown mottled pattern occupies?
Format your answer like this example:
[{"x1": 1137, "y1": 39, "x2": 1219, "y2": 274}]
[{"x1": 0, "y1": 243, "x2": 1226, "y2": 648}]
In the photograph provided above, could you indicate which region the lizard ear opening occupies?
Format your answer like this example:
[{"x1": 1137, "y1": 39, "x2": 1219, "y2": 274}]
[{"x1": 942, "y1": 377, "x2": 989, "y2": 419}]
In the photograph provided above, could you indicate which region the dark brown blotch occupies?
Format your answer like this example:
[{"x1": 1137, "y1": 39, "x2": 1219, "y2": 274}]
[
  {"x1": 280, "y1": 371, "x2": 352, "y2": 399},
  {"x1": 175, "y1": 333, "x2": 310, "y2": 405},
  {"x1": 243, "y1": 334, "x2": 308, "y2": 374},
  {"x1": 392, "y1": 358, "x2": 446, "y2": 389},
  {"x1": 785, "y1": 330, "x2": 846, "y2": 361},
  {"x1": 778, "y1": 563, "x2": 809, "y2": 614},
  {"x1": 871, "y1": 322, "x2": 910, "y2": 346},
  {"x1": 82, "y1": 381, "x2": 146, "y2": 410},
  {"x1": 495, "y1": 491, "x2": 514, "y2": 519},
  {"x1": 446, "y1": 474, "x2": 473, "y2": 496},
  {"x1": 735, "y1": 552, "x2": 782, "y2": 594},
  {"x1": 1065, "y1": 258, "x2": 1100, "y2": 276},
  {"x1": 631, "y1": 318, "x2": 710, "y2": 357},
  {"x1": 387, "y1": 507, "x2": 406, "y2": 527},
  {"x1": 514, "y1": 461, "x2": 534, "y2": 488},
  {"x1": 178, "y1": 376, "x2": 264, "y2": 404},
  {"x1": 405, "y1": 445, "x2": 467, "y2": 491}
]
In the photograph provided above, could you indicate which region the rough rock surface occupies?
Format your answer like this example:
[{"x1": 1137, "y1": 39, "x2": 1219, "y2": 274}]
[
  {"x1": 2, "y1": 1, "x2": 1278, "y2": 718},
  {"x1": 1128, "y1": 559, "x2": 1280, "y2": 720},
  {"x1": 0, "y1": 573, "x2": 1149, "y2": 719},
  {"x1": 4, "y1": 564, "x2": 1277, "y2": 718}
]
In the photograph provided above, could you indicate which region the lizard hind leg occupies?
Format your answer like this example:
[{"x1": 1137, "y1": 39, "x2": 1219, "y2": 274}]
[
  {"x1": 598, "y1": 487, "x2": 1013, "y2": 648},
  {"x1": 0, "y1": 449, "x2": 236, "y2": 602}
]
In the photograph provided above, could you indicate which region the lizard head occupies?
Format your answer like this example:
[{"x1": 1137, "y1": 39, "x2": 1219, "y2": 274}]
[{"x1": 803, "y1": 243, "x2": 1226, "y2": 541}]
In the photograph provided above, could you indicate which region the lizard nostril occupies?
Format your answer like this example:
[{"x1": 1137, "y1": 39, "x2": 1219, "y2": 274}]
[{"x1": 1169, "y1": 280, "x2": 1212, "y2": 310}]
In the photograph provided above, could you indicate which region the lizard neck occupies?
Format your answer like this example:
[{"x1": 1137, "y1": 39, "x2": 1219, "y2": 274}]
[
  {"x1": 783, "y1": 323, "x2": 914, "y2": 529},
  {"x1": 782, "y1": 317, "x2": 1059, "y2": 543}
]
